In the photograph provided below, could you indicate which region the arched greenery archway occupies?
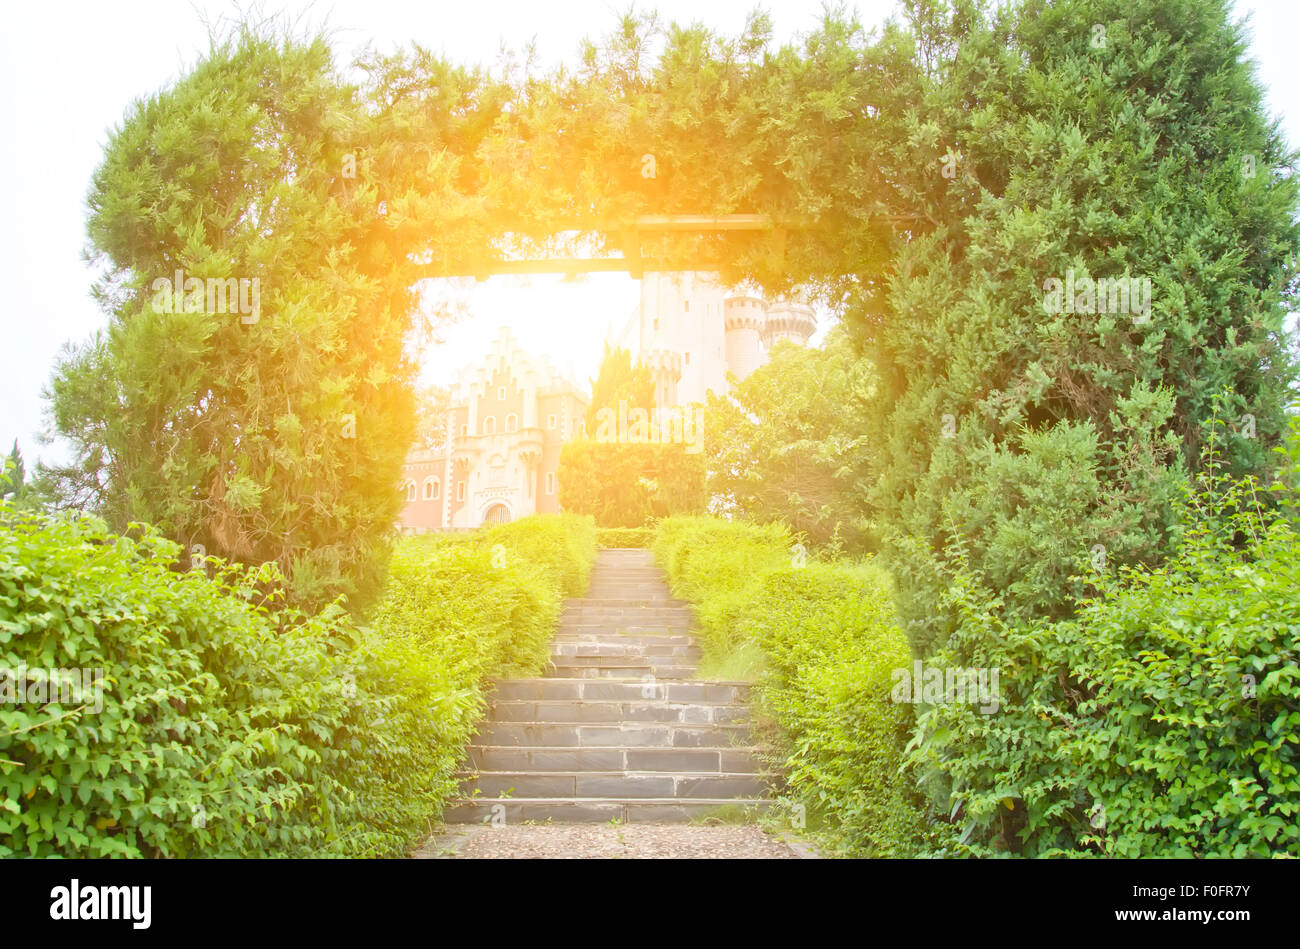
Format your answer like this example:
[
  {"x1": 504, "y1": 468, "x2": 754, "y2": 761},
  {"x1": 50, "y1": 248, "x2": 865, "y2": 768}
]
[{"x1": 47, "y1": 1, "x2": 1299, "y2": 620}]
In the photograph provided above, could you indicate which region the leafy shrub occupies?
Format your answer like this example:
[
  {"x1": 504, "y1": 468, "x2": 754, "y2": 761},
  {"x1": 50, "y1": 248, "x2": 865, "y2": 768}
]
[
  {"x1": 372, "y1": 514, "x2": 596, "y2": 680},
  {"x1": 888, "y1": 386, "x2": 1187, "y2": 658},
  {"x1": 0, "y1": 508, "x2": 361, "y2": 857},
  {"x1": 483, "y1": 514, "x2": 596, "y2": 600},
  {"x1": 0, "y1": 507, "x2": 593, "y2": 857},
  {"x1": 910, "y1": 436, "x2": 1300, "y2": 857},
  {"x1": 654, "y1": 516, "x2": 927, "y2": 856},
  {"x1": 596, "y1": 526, "x2": 656, "y2": 548},
  {"x1": 559, "y1": 441, "x2": 706, "y2": 528},
  {"x1": 703, "y1": 330, "x2": 876, "y2": 553},
  {"x1": 653, "y1": 517, "x2": 792, "y2": 665}
]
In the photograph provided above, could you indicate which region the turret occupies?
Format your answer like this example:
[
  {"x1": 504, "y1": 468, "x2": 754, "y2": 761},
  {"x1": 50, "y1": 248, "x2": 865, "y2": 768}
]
[
  {"x1": 763, "y1": 298, "x2": 817, "y2": 347},
  {"x1": 724, "y1": 291, "x2": 766, "y2": 383}
]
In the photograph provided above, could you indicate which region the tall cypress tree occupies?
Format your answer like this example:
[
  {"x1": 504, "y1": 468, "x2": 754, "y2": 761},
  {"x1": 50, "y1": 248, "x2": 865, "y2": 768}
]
[
  {"x1": 856, "y1": 0, "x2": 1300, "y2": 653},
  {"x1": 45, "y1": 25, "x2": 423, "y2": 609}
]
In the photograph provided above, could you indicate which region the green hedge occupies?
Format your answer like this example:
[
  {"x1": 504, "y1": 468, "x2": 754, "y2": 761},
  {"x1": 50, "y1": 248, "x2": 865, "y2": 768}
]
[
  {"x1": 0, "y1": 508, "x2": 593, "y2": 857},
  {"x1": 595, "y1": 526, "x2": 656, "y2": 548},
  {"x1": 371, "y1": 514, "x2": 596, "y2": 681},
  {"x1": 910, "y1": 458, "x2": 1300, "y2": 857},
  {"x1": 558, "y1": 440, "x2": 706, "y2": 527},
  {"x1": 653, "y1": 516, "x2": 926, "y2": 856}
]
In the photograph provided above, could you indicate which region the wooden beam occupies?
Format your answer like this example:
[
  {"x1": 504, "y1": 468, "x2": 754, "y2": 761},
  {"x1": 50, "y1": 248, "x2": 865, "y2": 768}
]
[
  {"x1": 632, "y1": 214, "x2": 774, "y2": 231},
  {"x1": 533, "y1": 213, "x2": 778, "y2": 233},
  {"x1": 461, "y1": 257, "x2": 650, "y2": 280},
  {"x1": 426, "y1": 213, "x2": 790, "y2": 279}
]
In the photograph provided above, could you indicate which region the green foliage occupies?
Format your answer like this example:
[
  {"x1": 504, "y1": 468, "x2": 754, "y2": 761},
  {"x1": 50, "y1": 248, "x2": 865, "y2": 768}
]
[
  {"x1": 654, "y1": 516, "x2": 927, "y2": 856},
  {"x1": 558, "y1": 440, "x2": 706, "y2": 528},
  {"x1": 43, "y1": 23, "x2": 444, "y2": 611},
  {"x1": 910, "y1": 430, "x2": 1300, "y2": 857},
  {"x1": 0, "y1": 506, "x2": 593, "y2": 857},
  {"x1": 372, "y1": 514, "x2": 596, "y2": 681},
  {"x1": 0, "y1": 443, "x2": 36, "y2": 510},
  {"x1": 890, "y1": 386, "x2": 1188, "y2": 655},
  {"x1": 704, "y1": 329, "x2": 876, "y2": 552},
  {"x1": 862, "y1": 0, "x2": 1299, "y2": 655},
  {"x1": 586, "y1": 344, "x2": 655, "y2": 434},
  {"x1": 595, "y1": 526, "x2": 656, "y2": 548}
]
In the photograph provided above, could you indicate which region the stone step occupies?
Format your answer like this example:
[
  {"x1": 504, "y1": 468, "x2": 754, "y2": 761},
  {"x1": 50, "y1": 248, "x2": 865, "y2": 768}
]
[
  {"x1": 490, "y1": 679, "x2": 750, "y2": 703},
  {"x1": 550, "y1": 641, "x2": 699, "y2": 659},
  {"x1": 560, "y1": 616, "x2": 694, "y2": 627},
  {"x1": 562, "y1": 605, "x2": 695, "y2": 617},
  {"x1": 582, "y1": 578, "x2": 671, "y2": 587},
  {"x1": 458, "y1": 771, "x2": 773, "y2": 799},
  {"x1": 564, "y1": 598, "x2": 691, "y2": 609},
  {"x1": 444, "y1": 549, "x2": 775, "y2": 827},
  {"x1": 485, "y1": 700, "x2": 750, "y2": 725},
  {"x1": 443, "y1": 797, "x2": 771, "y2": 824},
  {"x1": 543, "y1": 650, "x2": 696, "y2": 665},
  {"x1": 545, "y1": 664, "x2": 697, "y2": 680},
  {"x1": 554, "y1": 632, "x2": 695, "y2": 646},
  {"x1": 581, "y1": 577, "x2": 666, "y2": 584},
  {"x1": 465, "y1": 745, "x2": 767, "y2": 773},
  {"x1": 558, "y1": 623, "x2": 694, "y2": 634},
  {"x1": 472, "y1": 721, "x2": 753, "y2": 748}
]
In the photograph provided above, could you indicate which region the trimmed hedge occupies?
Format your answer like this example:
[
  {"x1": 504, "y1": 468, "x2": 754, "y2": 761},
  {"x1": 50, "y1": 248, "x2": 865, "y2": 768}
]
[
  {"x1": 595, "y1": 526, "x2": 656, "y2": 548},
  {"x1": 653, "y1": 516, "x2": 926, "y2": 856},
  {"x1": 0, "y1": 508, "x2": 594, "y2": 857}
]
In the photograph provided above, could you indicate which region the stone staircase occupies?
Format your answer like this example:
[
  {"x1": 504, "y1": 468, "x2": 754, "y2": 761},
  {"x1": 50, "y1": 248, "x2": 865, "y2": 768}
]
[{"x1": 444, "y1": 548, "x2": 774, "y2": 823}]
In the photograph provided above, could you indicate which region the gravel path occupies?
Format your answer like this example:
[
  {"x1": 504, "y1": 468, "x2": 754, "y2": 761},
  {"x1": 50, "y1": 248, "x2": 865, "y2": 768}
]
[{"x1": 415, "y1": 823, "x2": 808, "y2": 859}]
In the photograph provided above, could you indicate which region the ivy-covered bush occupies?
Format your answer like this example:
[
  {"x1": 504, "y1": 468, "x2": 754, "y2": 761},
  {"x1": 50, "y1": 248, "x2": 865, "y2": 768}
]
[
  {"x1": 654, "y1": 516, "x2": 927, "y2": 856},
  {"x1": 0, "y1": 507, "x2": 594, "y2": 857},
  {"x1": 910, "y1": 436, "x2": 1300, "y2": 857}
]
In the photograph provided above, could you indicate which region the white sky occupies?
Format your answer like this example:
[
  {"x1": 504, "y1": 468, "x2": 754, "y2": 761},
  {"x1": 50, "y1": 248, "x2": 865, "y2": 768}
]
[{"x1": 1, "y1": 0, "x2": 1296, "y2": 467}]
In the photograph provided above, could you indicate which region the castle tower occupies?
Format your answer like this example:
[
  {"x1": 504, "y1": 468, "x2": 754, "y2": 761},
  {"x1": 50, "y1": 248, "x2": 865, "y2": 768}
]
[
  {"x1": 723, "y1": 290, "x2": 766, "y2": 383},
  {"x1": 762, "y1": 298, "x2": 817, "y2": 347},
  {"x1": 608, "y1": 273, "x2": 816, "y2": 407},
  {"x1": 633, "y1": 272, "x2": 727, "y2": 405}
]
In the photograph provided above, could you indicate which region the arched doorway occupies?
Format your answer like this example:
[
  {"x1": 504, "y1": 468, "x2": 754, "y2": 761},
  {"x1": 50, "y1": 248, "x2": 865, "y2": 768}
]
[{"x1": 482, "y1": 503, "x2": 511, "y2": 525}]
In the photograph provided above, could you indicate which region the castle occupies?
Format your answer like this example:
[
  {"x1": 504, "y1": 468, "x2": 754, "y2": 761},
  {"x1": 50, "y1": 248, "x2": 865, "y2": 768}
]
[
  {"x1": 399, "y1": 329, "x2": 589, "y2": 531},
  {"x1": 398, "y1": 272, "x2": 816, "y2": 530},
  {"x1": 608, "y1": 271, "x2": 818, "y2": 406}
]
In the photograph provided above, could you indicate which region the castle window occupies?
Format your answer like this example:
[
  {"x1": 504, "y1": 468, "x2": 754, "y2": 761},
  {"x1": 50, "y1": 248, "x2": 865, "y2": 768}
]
[
  {"x1": 456, "y1": 482, "x2": 465, "y2": 501},
  {"x1": 404, "y1": 480, "x2": 416, "y2": 502},
  {"x1": 460, "y1": 424, "x2": 467, "y2": 437},
  {"x1": 423, "y1": 478, "x2": 440, "y2": 501},
  {"x1": 685, "y1": 351, "x2": 691, "y2": 365},
  {"x1": 653, "y1": 318, "x2": 659, "y2": 331},
  {"x1": 483, "y1": 416, "x2": 496, "y2": 435},
  {"x1": 505, "y1": 414, "x2": 519, "y2": 433},
  {"x1": 497, "y1": 386, "x2": 506, "y2": 400},
  {"x1": 546, "y1": 472, "x2": 555, "y2": 495},
  {"x1": 683, "y1": 300, "x2": 689, "y2": 312},
  {"x1": 547, "y1": 413, "x2": 556, "y2": 429}
]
